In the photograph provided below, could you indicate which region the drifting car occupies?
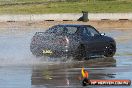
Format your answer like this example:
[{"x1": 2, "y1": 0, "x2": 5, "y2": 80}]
[{"x1": 30, "y1": 24, "x2": 116, "y2": 59}]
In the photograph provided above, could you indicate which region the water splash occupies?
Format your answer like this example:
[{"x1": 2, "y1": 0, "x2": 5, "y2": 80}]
[{"x1": 0, "y1": 28, "x2": 73, "y2": 66}]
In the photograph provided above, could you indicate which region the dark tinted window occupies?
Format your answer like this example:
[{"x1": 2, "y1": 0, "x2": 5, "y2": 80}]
[
  {"x1": 86, "y1": 26, "x2": 99, "y2": 36},
  {"x1": 65, "y1": 27, "x2": 78, "y2": 34},
  {"x1": 82, "y1": 26, "x2": 99, "y2": 37},
  {"x1": 83, "y1": 28, "x2": 92, "y2": 36}
]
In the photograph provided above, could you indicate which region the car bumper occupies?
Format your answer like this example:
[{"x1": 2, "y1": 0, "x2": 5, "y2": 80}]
[
  {"x1": 30, "y1": 44, "x2": 74, "y2": 57},
  {"x1": 42, "y1": 48, "x2": 73, "y2": 57}
]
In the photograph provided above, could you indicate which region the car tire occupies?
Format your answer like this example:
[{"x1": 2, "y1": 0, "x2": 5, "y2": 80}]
[
  {"x1": 104, "y1": 44, "x2": 116, "y2": 57},
  {"x1": 74, "y1": 45, "x2": 86, "y2": 60}
]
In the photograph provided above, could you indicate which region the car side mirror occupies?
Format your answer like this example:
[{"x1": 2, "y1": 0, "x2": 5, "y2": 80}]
[{"x1": 101, "y1": 33, "x2": 105, "y2": 36}]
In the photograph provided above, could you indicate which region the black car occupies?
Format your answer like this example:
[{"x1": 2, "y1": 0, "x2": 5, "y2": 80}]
[{"x1": 30, "y1": 24, "x2": 116, "y2": 59}]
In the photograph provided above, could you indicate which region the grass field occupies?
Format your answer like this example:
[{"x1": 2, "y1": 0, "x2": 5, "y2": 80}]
[{"x1": 0, "y1": 0, "x2": 132, "y2": 14}]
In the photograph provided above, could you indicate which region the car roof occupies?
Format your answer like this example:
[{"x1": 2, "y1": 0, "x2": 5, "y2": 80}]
[{"x1": 56, "y1": 24, "x2": 92, "y2": 27}]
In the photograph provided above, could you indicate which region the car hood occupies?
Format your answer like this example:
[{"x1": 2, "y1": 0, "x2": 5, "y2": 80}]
[{"x1": 103, "y1": 36, "x2": 116, "y2": 43}]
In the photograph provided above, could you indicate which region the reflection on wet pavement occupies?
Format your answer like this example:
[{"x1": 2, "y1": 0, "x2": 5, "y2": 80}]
[
  {"x1": 0, "y1": 28, "x2": 132, "y2": 88},
  {"x1": 32, "y1": 57, "x2": 117, "y2": 88}
]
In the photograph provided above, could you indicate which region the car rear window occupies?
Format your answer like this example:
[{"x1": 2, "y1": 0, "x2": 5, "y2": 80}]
[{"x1": 66, "y1": 27, "x2": 78, "y2": 34}]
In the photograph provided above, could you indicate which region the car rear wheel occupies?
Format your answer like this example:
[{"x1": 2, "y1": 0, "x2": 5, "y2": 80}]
[
  {"x1": 74, "y1": 45, "x2": 86, "y2": 60},
  {"x1": 104, "y1": 44, "x2": 116, "y2": 57}
]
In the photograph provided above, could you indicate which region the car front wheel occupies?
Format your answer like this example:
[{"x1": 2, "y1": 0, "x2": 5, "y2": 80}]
[{"x1": 104, "y1": 44, "x2": 116, "y2": 57}]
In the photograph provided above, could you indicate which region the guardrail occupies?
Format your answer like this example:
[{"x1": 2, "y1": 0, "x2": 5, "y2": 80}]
[{"x1": 0, "y1": 13, "x2": 132, "y2": 22}]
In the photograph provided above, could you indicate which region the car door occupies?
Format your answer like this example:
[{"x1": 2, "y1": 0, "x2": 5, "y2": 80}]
[
  {"x1": 81, "y1": 26, "x2": 106, "y2": 53},
  {"x1": 81, "y1": 27, "x2": 94, "y2": 53}
]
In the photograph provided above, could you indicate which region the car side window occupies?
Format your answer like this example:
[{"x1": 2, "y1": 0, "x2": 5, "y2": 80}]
[
  {"x1": 82, "y1": 27, "x2": 92, "y2": 37},
  {"x1": 86, "y1": 26, "x2": 99, "y2": 36},
  {"x1": 65, "y1": 27, "x2": 78, "y2": 34}
]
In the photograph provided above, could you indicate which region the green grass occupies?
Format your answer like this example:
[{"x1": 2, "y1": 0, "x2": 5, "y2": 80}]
[{"x1": 0, "y1": 0, "x2": 132, "y2": 14}]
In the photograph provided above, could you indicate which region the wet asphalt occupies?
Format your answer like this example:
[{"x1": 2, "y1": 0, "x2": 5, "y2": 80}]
[{"x1": 0, "y1": 28, "x2": 132, "y2": 88}]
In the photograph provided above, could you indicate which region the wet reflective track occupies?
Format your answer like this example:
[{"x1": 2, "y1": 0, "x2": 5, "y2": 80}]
[{"x1": 0, "y1": 28, "x2": 132, "y2": 88}]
